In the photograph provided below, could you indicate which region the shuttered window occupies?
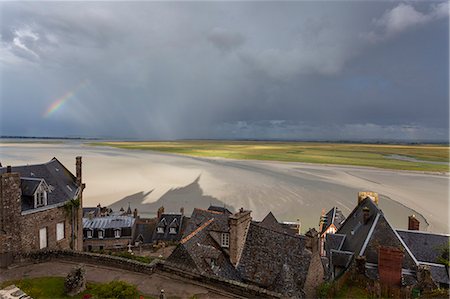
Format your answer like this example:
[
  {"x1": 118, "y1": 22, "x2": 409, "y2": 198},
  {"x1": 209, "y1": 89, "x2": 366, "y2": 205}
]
[{"x1": 57, "y1": 222, "x2": 64, "y2": 241}]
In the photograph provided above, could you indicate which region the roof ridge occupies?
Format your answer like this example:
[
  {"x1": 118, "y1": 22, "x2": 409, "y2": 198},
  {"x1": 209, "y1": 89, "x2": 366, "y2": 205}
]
[
  {"x1": 181, "y1": 218, "x2": 214, "y2": 244},
  {"x1": 252, "y1": 222, "x2": 305, "y2": 240},
  {"x1": 396, "y1": 229, "x2": 450, "y2": 237},
  {"x1": 194, "y1": 208, "x2": 224, "y2": 215}
]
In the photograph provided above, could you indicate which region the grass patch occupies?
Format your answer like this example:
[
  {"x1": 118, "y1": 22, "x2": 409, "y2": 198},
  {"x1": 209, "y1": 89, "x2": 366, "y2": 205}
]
[
  {"x1": 1, "y1": 277, "x2": 154, "y2": 299},
  {"x1": 89, "y1": 141, "x2": 449, "y2": 172}
]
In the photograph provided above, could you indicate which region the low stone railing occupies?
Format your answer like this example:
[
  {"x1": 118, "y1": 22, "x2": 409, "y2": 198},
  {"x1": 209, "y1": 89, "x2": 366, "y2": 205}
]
[{"x1": 13, "y1": 250, "x2": 283, "y2": 299}]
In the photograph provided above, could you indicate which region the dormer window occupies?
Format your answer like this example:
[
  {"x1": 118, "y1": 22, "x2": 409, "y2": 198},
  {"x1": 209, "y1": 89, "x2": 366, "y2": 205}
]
[
  {"x1": 169, "y1": 227, "x2": 177, "y2": 234},
  {"x1": 98, "y1": 229, "x2": 104, "y2": 239},
  {"x1": 114, "y1": 229, "x2": 121, "y2": 238},
  {"x1": 36, "y1": 191, "x2": 46, "y2": 207},
  {"x1": 157, "y1": 227, "x2": 164, "y2": 234},
  {"x1": 221, "y1": 233, "x2": 229, "y2": 248},
  {"x1": 87, "y1": 229, "x2": 93, "y2": 238}
]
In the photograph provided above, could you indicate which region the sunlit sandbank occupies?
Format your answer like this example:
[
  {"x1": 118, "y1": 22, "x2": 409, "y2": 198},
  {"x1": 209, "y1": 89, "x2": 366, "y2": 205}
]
[{"x1": 0, "y1": 140, "x2": 448, "y2": 233}]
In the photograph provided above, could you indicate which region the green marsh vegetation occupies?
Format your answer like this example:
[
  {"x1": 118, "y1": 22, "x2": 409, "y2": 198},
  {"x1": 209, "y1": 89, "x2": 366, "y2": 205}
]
[{"x1": 90, "y1": 141, "x2": 449, "y2": 172}]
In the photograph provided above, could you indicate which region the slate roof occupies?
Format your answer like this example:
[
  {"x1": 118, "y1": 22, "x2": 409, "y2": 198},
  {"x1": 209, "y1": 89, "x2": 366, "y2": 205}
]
[
  {"x1": 396, "y1": 230, "x2": 450, "y2": 264},
  {"x1": 256, "y1": 212, "x2": 298, "y2": 235},
  {"x1": 330, "y1": 250, "x2": 353, "y2": 268},
  {"x1": 167, "y1": 209, "x2": 239, "y2": 280},
  {"x1": 321, "y1": 207, "x2": 346, "y2": 235},
  {"x1": 0, "y1": 158, "x2": 80, "y2": 211},
  {"x1": 325, "y1": 233, "x2": 346, "y2": 256},
  {"x1": 20, "y1": 178, "x2": 43, "y2": 197},
  {"x1": 83, "y1": 216, "x2": 135, "y2": 230},
  {"x1": 207, "y1": 205, "x2": 232, "y2": 215},
  {"x1": 169, "y1": 208, "x2": 315, "y2": 297},
  {"x1": 183, "y1": 208, "x2": 229, "y2": 237},
  {"x1": 134, "y1": 218, "x2": 157, "y2": 244},
  {"x1": 327, "y1": 196, "x2": 449, "y2": 286},
  {"x1": 428, "y1": 265, "x2": 450, "y2": 285},
  {"x1": 335, "y1": 197, "x2": 380, "y2": 256},
  {"x1": 152, "y1": 213, "x2": 188, "y2": 242},
  {"x1": 397, "y1": 229, "x2": 450, "y2": 285},
  {"x1": 237, "y1": 223, "x2": 312, "y2": 297}
]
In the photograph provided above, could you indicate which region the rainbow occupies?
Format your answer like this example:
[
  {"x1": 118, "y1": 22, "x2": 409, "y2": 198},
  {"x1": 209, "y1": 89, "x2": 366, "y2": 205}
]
[{"x1": 43, "y1": 80, "x2": 89, "y2": 117}]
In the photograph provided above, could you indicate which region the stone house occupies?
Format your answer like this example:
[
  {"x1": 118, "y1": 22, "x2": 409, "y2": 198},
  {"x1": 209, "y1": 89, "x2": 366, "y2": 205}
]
[
  {"x1": 83, "y1": 215, "x2": 137, "y2": 251},
  {"x1": 167, "y1": 206, "x2": 324, "y2": 298},
  {"x1": 0, "y1": 157, "x2": 85, "y2": 268},
  {"x1": 151, "y1": 206, "x2": 189, "y2": 244},
  {"x1": 324, "y1": 193, "x2": 449, "y2": 289}
]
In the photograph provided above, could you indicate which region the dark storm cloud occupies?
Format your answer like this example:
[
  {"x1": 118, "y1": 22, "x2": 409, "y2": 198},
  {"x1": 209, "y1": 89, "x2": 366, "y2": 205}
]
[{"x1": 0, "y1": 1, "x2": 448, "y2": 141}]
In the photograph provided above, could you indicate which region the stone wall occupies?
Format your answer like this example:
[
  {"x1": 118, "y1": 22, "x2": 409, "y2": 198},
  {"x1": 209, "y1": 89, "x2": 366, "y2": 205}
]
[
  {"x1": 20, "y1": 206, "x2": 71, "y2": 252},
  {"x1": 83, "y1": 237, "x2": 132, "y2": 251},
  {"x1": 0, "y1": 173, "x2": 22, "y2": 255},
  {"x1": 13, "y1": 250, "x2": 282, "y2": 298}
]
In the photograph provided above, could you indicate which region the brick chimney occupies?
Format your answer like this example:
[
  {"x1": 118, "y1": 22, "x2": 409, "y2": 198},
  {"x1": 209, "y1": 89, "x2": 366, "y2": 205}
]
[
  {"x1": 180, "y1": 207, "x2": 184, "y2": 216},
  {"x1": 362, "y1": 206, "x2": 370, "y2": 224},
  {"x1": 378, "y1": 246, "x2": 404, "y2": 286},
  {"x1": 358, "y1": 191, "x2": 379, "y2": 206},
  {"x1": 408, "y1": 215, "x2": 420, "y2": 231},
  {"x1": 6, "y1": 166, "x2": 11, "y2": 173},
  {"x1": 133, "y1": 208, "x2": 139, "y2": 219},
  {"x1": 228, "y1": 208, "x2": 252, "y2": 266},
  {"x1": 157, "y1": 206, "x2": 165, "y2": 220}
]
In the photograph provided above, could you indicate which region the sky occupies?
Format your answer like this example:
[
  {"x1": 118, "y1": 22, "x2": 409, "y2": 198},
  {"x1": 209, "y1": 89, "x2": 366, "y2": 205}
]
[{"x1": 0, "y1": 1, "x2": 449, "y2": 141}]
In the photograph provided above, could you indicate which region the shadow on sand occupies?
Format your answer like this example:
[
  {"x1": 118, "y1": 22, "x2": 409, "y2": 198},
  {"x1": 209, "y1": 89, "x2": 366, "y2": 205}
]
[{"x1": 109, "y1": 175, "x2": 234, "y2": 217}]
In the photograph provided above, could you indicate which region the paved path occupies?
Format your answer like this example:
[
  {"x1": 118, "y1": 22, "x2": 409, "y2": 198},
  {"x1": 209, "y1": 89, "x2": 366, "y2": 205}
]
[{"x1": 0, "y1": 261, "x2": 233, "y2": 299}]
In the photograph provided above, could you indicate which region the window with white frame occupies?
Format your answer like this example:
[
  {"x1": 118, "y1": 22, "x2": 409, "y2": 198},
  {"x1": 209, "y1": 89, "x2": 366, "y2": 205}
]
[
  {"x1": 114, "y1": 229, "x2": 121, "y2": 238},
  {"x1": 39, "y1": 227, "x2": 47, "y2": 249},
  {"x1": 87, "y1": 229, "x2": 93, "y2": 238},
  {"x1": 169, "y1": 227, "x2": 176, "y2": 234},
  {"x1": 221, "y1": 233, "x2": 229, "y2": 248},
  {"x1": 35, "y1": 191, "x2": 47, "y2": 208},
  {"x1": 98, "y1": 229, "x2": 104, "y2": 239},
  {"x1": 157, "y1": 227, "x2": 164, "y2": 234},
  {"x1": 56, "y1": 222, "x2": 64, "y2": 241}
]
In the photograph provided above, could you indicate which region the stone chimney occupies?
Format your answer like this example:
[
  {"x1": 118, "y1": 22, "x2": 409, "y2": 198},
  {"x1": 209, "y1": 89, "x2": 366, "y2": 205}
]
[
  {"x1": 157, "y1": 206, "x2": 165, "y2": 220},
  {"x1": 76, "y1": 157, "x2": 82, "y2": 186},
  {"x1": 180, "y1": 207, "x2": 184, "y2": 216},
  {"x1": 133, "y1": 208, "x2": 139, "y2": 219},
  {"x1": 408, "y1": 215, "x2": 420, "y2": 231},
  {"x1": 0, "y1": 172, "x2": 22, "y2": 256},
  {"x1": 229, "y1": 208, "x2": 252, "y2": 266},
  {"x1": 362, "y1": 206, "x2": 370, "y2": 224},
  {"x1": 358, "y1": 191, "x2": 378, "y2": 206}
]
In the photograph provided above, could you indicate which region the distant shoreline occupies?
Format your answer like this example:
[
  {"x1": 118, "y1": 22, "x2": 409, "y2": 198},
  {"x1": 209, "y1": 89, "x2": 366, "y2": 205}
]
[{"x1": 1, "y1": 136, "x2": 448, "y2": 145}]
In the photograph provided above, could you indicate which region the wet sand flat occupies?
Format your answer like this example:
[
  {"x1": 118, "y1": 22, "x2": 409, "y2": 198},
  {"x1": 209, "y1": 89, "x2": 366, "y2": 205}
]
[{"x1": 0, "y1": 141, "x2": 448, "y2": 233}]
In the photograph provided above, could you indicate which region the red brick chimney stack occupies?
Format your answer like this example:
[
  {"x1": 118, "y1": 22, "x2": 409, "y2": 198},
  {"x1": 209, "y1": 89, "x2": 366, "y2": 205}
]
[
  {"x1": 180, "y1": 207, "x2": 184, "y2": 216},
  {"x1": 408, "y1": 215, "x2": 420, "y2": 231}
]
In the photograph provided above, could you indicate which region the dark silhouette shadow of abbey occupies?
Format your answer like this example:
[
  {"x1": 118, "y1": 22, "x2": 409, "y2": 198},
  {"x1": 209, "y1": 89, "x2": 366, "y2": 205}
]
[{"x1": 109, "y1": 175, "x2": 234, "y2": 217}]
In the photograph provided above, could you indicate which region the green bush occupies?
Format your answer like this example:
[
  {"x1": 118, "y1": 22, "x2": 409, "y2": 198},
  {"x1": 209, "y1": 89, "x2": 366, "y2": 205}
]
[
  {"x1": 317, "y1": 282, "x2": 332, "y2": 298},
  {"x1": 91, "y1": 280, "x2": 139, "y2": 299}
]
